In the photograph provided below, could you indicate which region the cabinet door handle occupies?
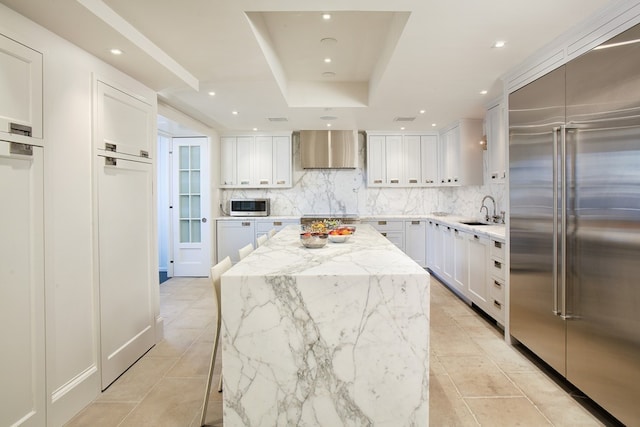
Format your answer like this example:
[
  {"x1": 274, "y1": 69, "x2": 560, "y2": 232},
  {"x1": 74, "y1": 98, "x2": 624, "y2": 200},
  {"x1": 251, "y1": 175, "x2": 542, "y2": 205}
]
[
  {"x1": 276, "y1": 180, "x2": 285, "y2": 185},
  {"x1": 491, "y1": 173, "x2": 498, "y2": 179},
  {"x1": 411, "y1": 220, "x2": 420, "y2": 225},
  {"x1": 494, "y1": 300, "x2": 502, "y2": 309},
  {"x1": 390, "y1": 179, "x2": 399, "y2": 184},
  {"x1": 273, "y1": 221, "x2": 282, "y2": 226},
  {"x1": 374, "y1": 179, "x2": 382, "y2": 184},
  {"x1": 242, "y1": 222, "x2": 251, "y2": 226},
  {"x1": 378, "y1": 221, "x2": 387, "y2": 225},
  {"x1": 494, "y1": 260, "x2": 502, "y2": 269},
  {"x1": 240, "y1": 180, "x2": 250, "y2": 185},
  {"x1": 381, "y1": 232, "x2": 387, "y2": 237},
  {"x1": 409, "y1": 179, "x2": 418, "y2": 183},
  {"x1": 493, "y1": 280, "x2": 502, "y2": 288},
  {"x1": 494, "y1": 241, "x2": 502, "y2": 248},
  {"x1": 259, "y1": 179, "x2": 269, "y2": 185},
  {"x1": 474, "y1": 235, "x2": 479, "y2": 240}
]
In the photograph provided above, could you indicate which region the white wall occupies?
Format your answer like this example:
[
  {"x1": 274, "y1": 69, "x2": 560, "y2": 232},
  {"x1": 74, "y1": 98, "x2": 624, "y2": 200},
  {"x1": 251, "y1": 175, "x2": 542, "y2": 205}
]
[
  {"x1": 220, "y1": 134, "x2": 506, "y2": 220},
  {"x1": 0, "y1": 4, "x2": 158, "y2": 425}
]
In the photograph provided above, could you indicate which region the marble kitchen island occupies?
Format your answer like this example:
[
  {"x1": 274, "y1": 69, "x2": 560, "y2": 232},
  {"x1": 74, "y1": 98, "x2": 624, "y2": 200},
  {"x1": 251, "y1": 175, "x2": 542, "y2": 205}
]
[{"x1": 221, "y1": 224, "x2": 430, "y2": 426}]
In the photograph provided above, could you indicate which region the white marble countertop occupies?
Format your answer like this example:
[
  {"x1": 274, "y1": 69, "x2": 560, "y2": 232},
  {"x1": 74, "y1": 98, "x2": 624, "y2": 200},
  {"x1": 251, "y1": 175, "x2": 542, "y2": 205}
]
[{"x1": 226, "y1": 224, "x2": 428, "y2": 277}]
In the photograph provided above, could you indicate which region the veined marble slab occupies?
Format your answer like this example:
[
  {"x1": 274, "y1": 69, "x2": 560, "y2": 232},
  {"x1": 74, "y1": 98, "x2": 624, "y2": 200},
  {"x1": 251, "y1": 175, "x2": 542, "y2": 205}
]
[{"x1": 221, "y1": 224, "x2": 430, "y2": 426}]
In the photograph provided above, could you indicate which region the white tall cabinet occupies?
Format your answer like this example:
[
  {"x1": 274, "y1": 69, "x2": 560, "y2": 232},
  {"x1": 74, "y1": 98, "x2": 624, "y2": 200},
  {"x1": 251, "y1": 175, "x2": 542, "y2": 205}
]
[
  {"x1": 0, "y1": 141, "x2": 45, "y2": 427},
  {"x1": 94, "y1": 80, "x2": 157, "y2": 389}
]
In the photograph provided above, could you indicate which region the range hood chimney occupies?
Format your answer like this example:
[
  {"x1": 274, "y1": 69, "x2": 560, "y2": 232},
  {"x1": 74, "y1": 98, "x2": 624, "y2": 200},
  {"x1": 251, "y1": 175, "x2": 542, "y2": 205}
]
[{"x1": 300, "y1": 130, "x2": 358, "y2": 169}]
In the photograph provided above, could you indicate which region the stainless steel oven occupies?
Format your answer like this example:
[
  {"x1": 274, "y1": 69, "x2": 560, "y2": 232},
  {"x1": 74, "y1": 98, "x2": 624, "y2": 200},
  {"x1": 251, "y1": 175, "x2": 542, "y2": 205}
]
[{"x1": 229, "y1": 198, "x2": 270, "y2": 216}]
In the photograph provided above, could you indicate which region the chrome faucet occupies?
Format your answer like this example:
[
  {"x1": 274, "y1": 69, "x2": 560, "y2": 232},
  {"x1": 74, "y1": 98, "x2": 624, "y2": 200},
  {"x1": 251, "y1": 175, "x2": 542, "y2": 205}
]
[{"x1": 480, "y1": 195, "x2": 497, "y2": 223}]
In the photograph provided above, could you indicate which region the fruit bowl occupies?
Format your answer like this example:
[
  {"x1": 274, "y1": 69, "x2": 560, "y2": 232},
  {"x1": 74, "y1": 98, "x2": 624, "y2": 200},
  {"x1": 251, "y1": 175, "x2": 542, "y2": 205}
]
[
  {"x1": 328, "y1": 233, "x2": 351, "y2": 243},
  {"x1": 300, "y1": 232, "x2": 328, "y2": 248}
]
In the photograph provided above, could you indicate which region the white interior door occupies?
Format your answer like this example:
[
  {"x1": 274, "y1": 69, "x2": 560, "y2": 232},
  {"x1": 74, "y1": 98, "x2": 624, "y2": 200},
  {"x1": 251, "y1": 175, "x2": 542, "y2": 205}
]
[
  {"x1": 172, "y1": 137, "x2": 211, "y2": 276},
  {"x1": 97, "y1": 155, "x2": 155, "y2": 389},
  {"x1": 0, "y1": 141, "x2": 45, "y2": 426}
]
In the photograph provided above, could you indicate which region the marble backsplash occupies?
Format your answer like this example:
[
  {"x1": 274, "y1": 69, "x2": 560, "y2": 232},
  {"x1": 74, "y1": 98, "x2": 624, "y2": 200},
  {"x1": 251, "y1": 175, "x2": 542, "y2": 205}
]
[{"x1": 220, "y1": 137, "x2": 505, "y2": 220}]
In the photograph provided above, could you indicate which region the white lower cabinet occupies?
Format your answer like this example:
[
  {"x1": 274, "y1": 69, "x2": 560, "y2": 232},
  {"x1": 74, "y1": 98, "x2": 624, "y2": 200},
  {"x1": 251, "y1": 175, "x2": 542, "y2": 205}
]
[
  {"x1": 0, "y1": 141, "x2": 45, "y2": 427},
  {"x1": 362, "y1": 219, "x2": 404, "y2": 251},
  {"x1": 217, "y1": 219, "x2": 256, "y2": 263},
  {"x1": 488, "y1": 239, "x2": 506, "y2": 323},
  {"x1": 404, "y1": 220, "x2": 427, "y2": 267},
  {"x1": 255, "y1": 218, "x2": 298, "y2": 239},
  {"x1": 441, "y1": 224, "x2": 455, "y2": 285},
  {"x1": 467, "y1": 233, "x2": 490, "y2": 310},
  {"x1": 452, "y1": 229, "x2": 469, "y2": 296}
]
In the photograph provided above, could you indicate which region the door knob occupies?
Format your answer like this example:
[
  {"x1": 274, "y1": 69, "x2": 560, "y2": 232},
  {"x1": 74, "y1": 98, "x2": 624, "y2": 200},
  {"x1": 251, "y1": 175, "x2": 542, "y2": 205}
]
[{"x1": 201, "y1": 218, "x2": 207, "y2": 223}]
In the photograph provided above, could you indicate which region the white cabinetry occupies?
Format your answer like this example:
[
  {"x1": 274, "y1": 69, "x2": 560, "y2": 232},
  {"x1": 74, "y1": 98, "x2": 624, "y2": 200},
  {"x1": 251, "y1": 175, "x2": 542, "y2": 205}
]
[
  {"x1": 426, "y1": 220, "x2": 437, "y2": 271},
  {"x1": 366, "y1": 132, "x2": 439, "y2": 187},
  {"x1": 486, "y1": 103, "x2": 506, "y2": 182},
  {"x1": 220, "y1": 134, "x2": 292, "y2": 188},
  {"x1": 0, "y1": 141, "x2": 45, "y2": 426},
  {"x1": 452, "y1": 228, "x2": 469, "y2": 295},
  {"x1": 0, "y1": 34, "x2": 43, "y2": 141},
  {"x1": 439, "y1": 119, "x2": 483, "y2": 186},
  {"x1": 362, "y1": 219, "x2": 404, "y2": 250},
  {"x1": 256, "y1": 218, "x2": 299, "y2": 239},
  {"x1": 404, "y1": 220, "x2": 427, "y2": 268},
  {"x1": 467, "y1": 233, "x2": 490, "y2": 310},
  {"x1": 441, "y1": 224, "x2": 455, "y2": 285},
  {"x1": 217, "y1": 219, "x2": 256, "y2": 263},
  {"x1": 488, "y1": 239, "x2": 506, "y2": 323}
]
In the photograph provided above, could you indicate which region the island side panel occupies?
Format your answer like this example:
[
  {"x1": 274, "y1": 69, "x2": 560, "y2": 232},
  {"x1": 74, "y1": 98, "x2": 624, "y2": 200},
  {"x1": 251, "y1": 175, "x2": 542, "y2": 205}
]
[{"x1": 221, "y1": 272, "x2": 429, "y2": 427}]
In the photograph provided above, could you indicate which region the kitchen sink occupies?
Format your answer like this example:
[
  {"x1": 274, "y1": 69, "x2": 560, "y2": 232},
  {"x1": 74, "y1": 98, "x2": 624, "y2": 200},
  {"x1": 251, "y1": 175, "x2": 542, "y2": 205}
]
[{"x1": 460, "y1": 221, "x2": 492, "y2": 226}]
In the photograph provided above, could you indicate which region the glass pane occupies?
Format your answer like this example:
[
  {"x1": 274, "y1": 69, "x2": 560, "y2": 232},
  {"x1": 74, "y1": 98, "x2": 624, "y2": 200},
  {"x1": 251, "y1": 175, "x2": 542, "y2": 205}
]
[
  {"x1": 190, "y1": 171, "x2": 200, "y2": 193},
  {"x1": 179, "y1": 146, "x2": 189, "y2": 169},
  {"x1": 179, "y1": 171, "x2": 190, "y2": 194},
  {"x1": 190, "y1": 220, "x2": 201, "y2": 243},
  {"x1": 190, "y1": 146, "x2": 200, "y2": 170},
  {"x1": 180, "y1": 220, "x2": 190, "y2": 243},
  {"x1": 180, "y1": 195, "x2": 190, "y2": 218},
  {"x1": 190, "y1": 195, "x2": 201, "y2": 218}
]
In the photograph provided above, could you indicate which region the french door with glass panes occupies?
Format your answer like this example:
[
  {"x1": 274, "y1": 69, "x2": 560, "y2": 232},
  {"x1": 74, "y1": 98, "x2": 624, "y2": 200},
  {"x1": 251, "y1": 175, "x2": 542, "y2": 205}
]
[{"x1": 172, "y1": 137, "x2": 210, "y2": 276}]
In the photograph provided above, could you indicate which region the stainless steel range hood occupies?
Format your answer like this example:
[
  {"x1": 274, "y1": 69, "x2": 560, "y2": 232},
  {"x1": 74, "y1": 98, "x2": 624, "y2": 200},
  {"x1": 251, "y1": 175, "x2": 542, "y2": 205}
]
[{"x1": 300, "y1": 130, "x2": 358, "y2": 169}]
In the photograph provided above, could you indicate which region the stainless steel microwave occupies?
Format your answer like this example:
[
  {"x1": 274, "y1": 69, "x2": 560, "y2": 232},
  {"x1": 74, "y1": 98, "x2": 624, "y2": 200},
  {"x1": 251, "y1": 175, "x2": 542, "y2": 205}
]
[{"x1": 229, "y1": 198, "x2": 270, "y2": 216}]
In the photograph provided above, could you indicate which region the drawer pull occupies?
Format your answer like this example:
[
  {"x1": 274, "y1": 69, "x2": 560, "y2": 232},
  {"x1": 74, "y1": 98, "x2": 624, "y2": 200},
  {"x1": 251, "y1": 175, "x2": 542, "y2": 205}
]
[
  {"x1": 493, "y1": 280, "x2": 502, "y2": 288},
  {"x1": 494, "y1": 241, "x2": 502, "y2": 249},
  {"x1": 374, "y1": 179, "x2": 382, "y2": 184},
  {"x1": 273, "y1": 221, "x2": 282, "y2": 226},
  {"x1": 411, "y1": 220, "x2": 420, "y2": 225},
  {"x1": 260, "y1": 179, "x2": 269, "y2": 184},
  {"x1": 390, "y1": 179, "x2": 399, "y2": 184},
  {"x1": 409, "y1": 179, "x2": 418, "y2": 183},
  {"x1": 242, "y1": 222, "x2": 251, "y2": 226},
  {"x1": 474, "y1": 235, "x2": 479, "y2": 240},
  {"x1": 494, "y1": 260, "x2": 502, "y2": 269},
  {"x1": 276, "y1": 180, "x2": 286, "y2": 185},
  {"x1": 240, "y1": 180, "x2": 250, "y2": 185},
  {"x1": 378, "y1": 221, "x2": 387, "y2": 225},
  {"x1": 381, "y1": 232, "x2": 387, "y2": 237},
  {"x1": 494, "y1": 300, "x2": 502, "y2": 309}
]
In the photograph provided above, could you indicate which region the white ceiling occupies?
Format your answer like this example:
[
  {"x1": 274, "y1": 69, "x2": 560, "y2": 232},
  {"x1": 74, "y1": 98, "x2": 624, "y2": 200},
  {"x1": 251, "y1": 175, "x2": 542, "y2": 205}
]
[{"x1": 1, "y1": 0, "x2": 615, "y2": 133}]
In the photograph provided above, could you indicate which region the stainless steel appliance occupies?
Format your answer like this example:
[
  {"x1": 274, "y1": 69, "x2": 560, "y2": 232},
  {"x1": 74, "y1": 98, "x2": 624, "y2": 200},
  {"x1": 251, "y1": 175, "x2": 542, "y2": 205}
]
[
  {"x1": 509, "y1": 23, "x2": 640, "y2": 425},
  {"x1": 299, "y1": 130, "x2": 358, "y2": 169},
  {"x1": 229, "y1": 198, "x2": 270, "y2": 216},
  {"x1": 300, "y1": 214, "x2": 360, "y2": 226}
]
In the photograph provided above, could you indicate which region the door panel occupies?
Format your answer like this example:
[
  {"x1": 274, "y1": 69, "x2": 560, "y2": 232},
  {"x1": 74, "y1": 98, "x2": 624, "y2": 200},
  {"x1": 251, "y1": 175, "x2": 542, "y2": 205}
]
[
  {"x1": 564, "y1": 23, "x2": 640, "y2": 425},
  {"x1": 509, "y1": 66, "x2": 567, "y2": 375},
  {"x1": 172, "y1": 137, "x2": 211, "y2": 276},
  {"x1": 97, "y1": 156, "x2": 155, "y2": 389},
  {"x1": 0, "y1": 142, "x2": 44, "y2": 426}
]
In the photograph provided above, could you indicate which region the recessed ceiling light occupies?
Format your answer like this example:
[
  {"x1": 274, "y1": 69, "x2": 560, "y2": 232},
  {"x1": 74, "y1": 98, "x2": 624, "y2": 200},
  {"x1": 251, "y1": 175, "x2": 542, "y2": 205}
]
[
  {"x1": 400, "y1": 127, "x2": 405, "y2": 130},
  {"x1": 322, "y1": 13, "x2": 331, "y2": 20},
  {"x1": 324, "y1": 58, "x2": 332, "y2": 63},
  {"x1": 326, "y1": 123, "x2": 332, "y2": 127},
  {"x1": 208, "y1": 91, "x2": 215, "y2": 96},
  {"x1": 431, "y1": 123, "x2": 437, "y2": 127},
  {"x1": 480, "y1": 90, "x2": 488, "y2": 95},
  {"x1": 110, "y1": 48, "x2": 123, "y2": 55},
  {"x1": 232, "y1": 111, "x2": 238, "y2": 115},
  {"x1": 492, "y1": 40, "x2": 506, "y2": 48},
  {"x1": 322, "y1": 71, "x2": 336, "y2": 78},
  {"x1": 419, "y1": 110, "x2": 426, "y2": 114},
  {"x1": 253, "y1": 128, "x2": 258, "y2": 131}
]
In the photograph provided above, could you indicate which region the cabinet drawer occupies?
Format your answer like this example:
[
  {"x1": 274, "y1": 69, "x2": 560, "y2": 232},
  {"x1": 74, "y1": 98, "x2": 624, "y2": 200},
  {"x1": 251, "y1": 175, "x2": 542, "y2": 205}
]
[
  {"x1": 490, "y1": 258, "x2": 505, "y2": 280},
  {"x1": 364, "y1": 219, "x2": 404, "y2": 232},
  {"x1": 489, "y1": 276, "x2": 505, "y2": 301},
  {"x1": 489, "y1": 297, "x2": 505, "y2": 323},
  {"x1": 379, "y1": 231, "x2": 404, "y2": 250},
  {"x1": 490, "y1": 239, "x2": 505, "y2": 261},
  {"x1": 255, "y1": 219, "x2": 297, "y2": 233}
]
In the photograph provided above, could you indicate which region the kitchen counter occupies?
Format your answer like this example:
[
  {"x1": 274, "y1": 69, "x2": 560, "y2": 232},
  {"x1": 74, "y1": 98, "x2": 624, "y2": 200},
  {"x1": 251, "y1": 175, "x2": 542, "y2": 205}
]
[{"x1": 221, "y1": 224, "x2": 430, "y2": 426}]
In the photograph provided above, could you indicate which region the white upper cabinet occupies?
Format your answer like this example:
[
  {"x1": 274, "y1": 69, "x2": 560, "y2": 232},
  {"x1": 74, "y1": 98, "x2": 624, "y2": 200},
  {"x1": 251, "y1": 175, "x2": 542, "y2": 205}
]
[
  {"x1": 96, "y1": 81, "x2": 154, "y2": 158},
  {"x1": 0, "y1": 34, "x2": 43, "y2": 142},
  {"x1": 366, "y1": 132, "x2": 439, "y2": 187},
  {"x1": 485, "y1": 103, "x2": 506, "y2": 182},
  {"x1": 219, "y1": 133, "x2": 292, "y2": 188},
  {"x1": 439, "y1": 119, "x2": 483, "y2": 186}
]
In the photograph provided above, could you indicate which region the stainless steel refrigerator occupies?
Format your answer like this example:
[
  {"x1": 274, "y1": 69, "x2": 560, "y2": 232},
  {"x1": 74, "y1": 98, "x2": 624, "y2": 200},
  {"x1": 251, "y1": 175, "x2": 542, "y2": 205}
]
[{"x1": 509, "y1": 23, "x2": 640, "y2": 425}]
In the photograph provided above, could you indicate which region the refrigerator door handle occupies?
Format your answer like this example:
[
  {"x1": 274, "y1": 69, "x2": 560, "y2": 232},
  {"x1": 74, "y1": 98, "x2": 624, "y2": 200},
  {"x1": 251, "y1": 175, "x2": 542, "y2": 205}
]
[
  {"x1": 560, "y1": 124, "x2": 571, "y2": 320},
  {"x1": 552, "y1": 126, "x2": 561, "y2": 315}
]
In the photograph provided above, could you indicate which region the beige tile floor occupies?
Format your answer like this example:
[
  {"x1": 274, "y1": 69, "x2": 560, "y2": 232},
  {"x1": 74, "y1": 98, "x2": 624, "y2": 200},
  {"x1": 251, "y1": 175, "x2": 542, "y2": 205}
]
[{"x1": 65, "y1": 276, "x2": 608, "y2": 427}]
